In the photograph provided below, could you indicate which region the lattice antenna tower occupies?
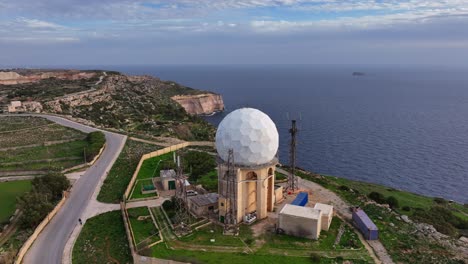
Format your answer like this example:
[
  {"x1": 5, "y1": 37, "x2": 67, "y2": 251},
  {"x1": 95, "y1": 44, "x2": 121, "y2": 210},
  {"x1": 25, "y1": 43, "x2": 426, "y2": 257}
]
[
  {"x1": 223, "y1": 149, "x2": 239, "y2": 233},
  {"x1": 174, "y1": 153, "x2": 190, "y2": 228},
  {"x1": 288, "y1": 119, "x2": 299, "y2": 192}
]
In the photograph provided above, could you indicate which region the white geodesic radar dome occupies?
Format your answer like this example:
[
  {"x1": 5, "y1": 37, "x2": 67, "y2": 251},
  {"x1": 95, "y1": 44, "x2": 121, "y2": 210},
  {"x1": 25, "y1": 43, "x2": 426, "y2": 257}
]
[{"x1": 215, "y1": 108, "x2": 279, "y2": 166}]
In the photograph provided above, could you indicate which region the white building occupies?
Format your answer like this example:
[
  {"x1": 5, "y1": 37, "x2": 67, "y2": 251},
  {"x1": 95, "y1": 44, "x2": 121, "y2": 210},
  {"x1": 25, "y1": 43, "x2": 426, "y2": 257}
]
[
  {"x1": 160, "y1": 169, "x2": 176, "y2": 191},
  {"x1": 314, "y1": 203, "x2": 334, "y2": 231},
  {"x1": 278, "y1": 204, "x2": 322, "y2": 240}
]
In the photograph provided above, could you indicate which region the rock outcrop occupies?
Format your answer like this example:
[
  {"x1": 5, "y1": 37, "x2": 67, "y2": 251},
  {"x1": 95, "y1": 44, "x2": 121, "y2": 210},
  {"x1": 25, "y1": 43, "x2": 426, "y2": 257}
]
[
  {"x1": 0, "y1": 70, "x2": 95, "y2": 85},
  {"x1": 171, "y1": 93, "x2": 224, "y2": 115}
]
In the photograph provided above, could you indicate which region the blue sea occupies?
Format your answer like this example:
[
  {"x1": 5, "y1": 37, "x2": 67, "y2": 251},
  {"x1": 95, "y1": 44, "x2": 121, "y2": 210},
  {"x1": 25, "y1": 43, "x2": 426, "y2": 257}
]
[{"x1": 80, "y1": 64, "x2": 468, "y2": 203}]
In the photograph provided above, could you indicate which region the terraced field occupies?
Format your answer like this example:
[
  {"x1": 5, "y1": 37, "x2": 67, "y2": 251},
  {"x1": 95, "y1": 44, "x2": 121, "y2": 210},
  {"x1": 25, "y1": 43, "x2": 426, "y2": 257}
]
[{"x1": 0, "y1": 116, "x2": 91, "y2": 174}]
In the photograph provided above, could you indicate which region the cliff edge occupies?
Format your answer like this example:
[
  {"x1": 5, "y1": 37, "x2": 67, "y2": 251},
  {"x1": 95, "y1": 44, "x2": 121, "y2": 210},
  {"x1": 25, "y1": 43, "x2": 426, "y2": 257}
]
[{"x1": 171, "y1": 93, "x2": 224, "y2": 115}]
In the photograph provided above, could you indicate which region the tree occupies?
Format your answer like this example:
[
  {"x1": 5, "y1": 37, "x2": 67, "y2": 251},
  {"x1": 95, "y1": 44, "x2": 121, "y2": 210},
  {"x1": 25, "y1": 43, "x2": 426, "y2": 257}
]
[
  {"x1": 183, "y1": 151, "x2": 216, "y2": 182},
  {"x1": 18, "y1": 192, "x2": 54, "y2": 228},
  {"x1": 386, "y1": 196, "x2": 399, "y2": 209},
  {"x1": 368, "y1": 192, "x2": 386, "y2": 204},
  {"x1": 32, "y1": 172, "x2": 70, "y2": 201}
]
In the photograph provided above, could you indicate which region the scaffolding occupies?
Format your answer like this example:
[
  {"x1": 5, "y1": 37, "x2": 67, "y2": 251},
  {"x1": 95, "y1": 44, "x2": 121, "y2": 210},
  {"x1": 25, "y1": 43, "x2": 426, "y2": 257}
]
[
  {"x1": 288, "y1": 120, "x2": 299, "y2": 192},
  {"x1": 223, "y1": 149, "x2": 239, "y2": 234}
]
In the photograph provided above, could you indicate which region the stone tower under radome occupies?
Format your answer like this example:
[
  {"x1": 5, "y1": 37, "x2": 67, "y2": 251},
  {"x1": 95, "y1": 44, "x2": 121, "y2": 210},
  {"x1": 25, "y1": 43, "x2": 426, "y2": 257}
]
[{"x1": 215, "y1": 108, "x2": 279, "y2": 224}]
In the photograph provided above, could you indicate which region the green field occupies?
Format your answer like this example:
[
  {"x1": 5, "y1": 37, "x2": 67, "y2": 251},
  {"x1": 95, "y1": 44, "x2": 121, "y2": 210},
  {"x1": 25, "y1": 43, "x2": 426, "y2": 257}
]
[
  {"x1": 129, "y1": 179, "x2": 158, "y2": 200},
  {"x1": 73, "y1": 210, "x2": 132, "y2": 264},
  {"x1": 97, "y1": 140, "x2": 161, "y2": 203},
  {"x1": 136, "y1": 152, "x2": 174, "y2": 180},
  {"x1": 0, "y1": 180, "x2": 32, "y2": 223},
  {"x1": 0, "y1": 116, "x2": 92, "y2": 173},
  {"x1": 0, "y1": 116, "x2": 51, "y2": 132},
  {"x1": 150, "y1": 204, "x2": 372, "y2": 264},
  {"x1": 151, "y1": 242, "x2": 357, "y2": 264},
  {"x1": 127, "y1": 207, "x2": 160, "y2": 249},
  {"x1": 0, "y1": 140, "x2": 88, "y2": 171},
  {"x1": 0, "y1": 122, "x2": 84, "y2": 149},
  {"x1": 179, "y1": 223, "x2": 253, "y2": 247}
]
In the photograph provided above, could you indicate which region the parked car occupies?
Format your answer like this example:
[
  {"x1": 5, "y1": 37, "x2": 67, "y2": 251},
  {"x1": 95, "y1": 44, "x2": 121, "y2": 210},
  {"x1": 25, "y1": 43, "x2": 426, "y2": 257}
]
[{"x1": 186, "y1": 190, "x2": 198, "y2": 196}]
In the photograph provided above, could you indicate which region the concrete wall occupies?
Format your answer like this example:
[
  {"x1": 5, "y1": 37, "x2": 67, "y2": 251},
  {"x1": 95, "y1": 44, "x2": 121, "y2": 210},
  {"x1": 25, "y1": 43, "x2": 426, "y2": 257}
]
[
  {"x1": 278, "y1": 214, "x2": 322, "y2": 240},
  {"x1": 321, "y1": 212, "x2": 333, "y2": 231}
]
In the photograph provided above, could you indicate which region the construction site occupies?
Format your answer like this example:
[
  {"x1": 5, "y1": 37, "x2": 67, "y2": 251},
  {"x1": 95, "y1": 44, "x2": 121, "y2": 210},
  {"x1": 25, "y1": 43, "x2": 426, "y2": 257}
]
[{"x1": 119, "y1": 107, "x2": 375, "y2": 263}]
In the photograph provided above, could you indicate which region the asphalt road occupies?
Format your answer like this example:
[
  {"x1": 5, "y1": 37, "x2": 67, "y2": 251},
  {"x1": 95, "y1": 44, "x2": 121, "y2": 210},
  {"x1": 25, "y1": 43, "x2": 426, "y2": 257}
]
[{"x1": 11, "y1": 114, "x2": 127, "y2": 264}]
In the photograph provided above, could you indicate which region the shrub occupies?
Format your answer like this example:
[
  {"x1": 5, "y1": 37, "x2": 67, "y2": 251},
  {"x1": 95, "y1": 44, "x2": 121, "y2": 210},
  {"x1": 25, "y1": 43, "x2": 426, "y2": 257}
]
[
  {"x1": 339, "y1": 185, "x2": 350, "y2": 191},
  {"x1": 183, "y1": 151, "x2": 216, "y2": 182},
  {"x1": 368, "y1": 191, "x2": 386, "y2": 204},
  {"x1": 309, "y1": 253, "x2": 321, "y2": 263},
  {"x1": 32, "y1": 172, "x2": 70, "y2": 200},
  {"x1": 18, "y1": 192, "x2": 54, "y2": 228},
  {"x1": 244, "y1": 238, "x2": 254, "y2": 245},
  {"x1": 402, "y1": 206, "x2": 411, "y2": 211},
  {"x1": 412, "y1": 205, "x2": 466, "y2": 236},
  {"x1": 84, "y1": 131, "x2": 106, "y2": 161},
  {"x1": 162, "y1": 198, "x2": 175, "y2": 211},
  {"x1": 434, "y1": 197, "x2": 447, "y2": 204},
  {"x1": 386, "y1": 196, "x2": 399, "y2": 209}
]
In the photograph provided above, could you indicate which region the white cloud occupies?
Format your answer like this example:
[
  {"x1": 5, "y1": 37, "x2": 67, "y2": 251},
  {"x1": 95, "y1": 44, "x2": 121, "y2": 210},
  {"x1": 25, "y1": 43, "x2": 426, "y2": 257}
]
[{"x1": 16, "y1": 18, "x2": 65, "y2": 30}]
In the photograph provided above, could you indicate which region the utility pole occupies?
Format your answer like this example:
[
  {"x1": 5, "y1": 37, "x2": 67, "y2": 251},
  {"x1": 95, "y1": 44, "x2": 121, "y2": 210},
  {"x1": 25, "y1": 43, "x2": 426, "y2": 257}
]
[{"x1": 288, "y1": 120, "x2": 299, "y2": 192}]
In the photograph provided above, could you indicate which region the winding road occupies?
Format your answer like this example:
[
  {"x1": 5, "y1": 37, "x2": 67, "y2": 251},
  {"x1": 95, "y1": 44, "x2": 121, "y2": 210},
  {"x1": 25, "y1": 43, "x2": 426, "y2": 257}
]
[{"x1": 9, "y1": 114, "x2": 127, "y2": 264}]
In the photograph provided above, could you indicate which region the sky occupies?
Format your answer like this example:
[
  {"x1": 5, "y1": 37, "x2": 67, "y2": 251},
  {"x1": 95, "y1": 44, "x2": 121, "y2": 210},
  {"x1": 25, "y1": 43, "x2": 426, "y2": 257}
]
[{"x1": 1, "y1": 0, "x2": 468, "y2": 66}]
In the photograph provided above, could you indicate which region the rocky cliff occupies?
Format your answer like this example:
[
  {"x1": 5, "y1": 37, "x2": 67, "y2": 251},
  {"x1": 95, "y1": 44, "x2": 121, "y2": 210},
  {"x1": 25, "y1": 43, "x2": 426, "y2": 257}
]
[
  {"x1": 171, "y1": 93, "x2": 224, "y2": 115},
  {"x1": 0, "y1": 70, "x2": 95, "y2": 85},
  {"x1": 2, "y1": 69, "x2": 220, "y2": 140}
]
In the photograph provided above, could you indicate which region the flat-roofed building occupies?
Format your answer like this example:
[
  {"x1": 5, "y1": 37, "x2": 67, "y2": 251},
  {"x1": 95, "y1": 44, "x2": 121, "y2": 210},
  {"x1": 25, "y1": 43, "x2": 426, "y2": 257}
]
[
  {"x1": 278, "y1": 204, "x2": 322, "y2": 240},
  {"x1": 314, "y1": 203, "x2": 334, "y2": 231},
  {"x1": 188, "y1": 193, "x2": 218, "y2": 217},
  {"x1": 160, "y1": 169, "x2": 176, "y2": 190}
]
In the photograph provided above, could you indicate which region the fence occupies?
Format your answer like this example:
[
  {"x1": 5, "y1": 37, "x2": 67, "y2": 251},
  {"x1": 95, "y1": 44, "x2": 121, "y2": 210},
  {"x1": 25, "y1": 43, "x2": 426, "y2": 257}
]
[{"x1": 124, "y1": 142, "x2": 190, "y2": 200}]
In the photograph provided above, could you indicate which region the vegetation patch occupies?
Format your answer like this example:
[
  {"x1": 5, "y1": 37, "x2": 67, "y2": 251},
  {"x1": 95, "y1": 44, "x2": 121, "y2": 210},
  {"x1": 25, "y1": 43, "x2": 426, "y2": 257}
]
[
  {"x1": 73, "y1": 210, "x2": 132, "y2": 264},
  {"x1": 0, "y1": 140, "x2": 89, "y2": 172},
  {"x1": 84, "y1": 131, "x2": 106, "y2": 161},
  {"x1": 136, "y1": 152, "x2": 174, "y2": 180},
  {"x1": 127, "y1": 207, "x2": 160, "y2": 250},
  {"x1": 275, "y1": 171, "x2": 287, "y2": 182},
  {"x1": 0, "y1": 180, "x2": 32, "y2": 223},
  {"x1": 197, "y1": 170, "x2": 218, "y2": 192},
  {"x1": 17, "y1": 172, "x2": 70, "y2": 228},
  {"x1": 0, "y1": 116, "x2": 51, "y2": 132},
  {"x1": 0, "y1": 123, "x2": 84, "y2": 149},
  {"x1": 179, "y1": 223, "x2": 253, "y2": 247},
  {"x1": 97, "y1": 140, "x2": 161, "y2": 203},
  {"x1": 289, "y1": 169, "x2": 467, "y2": 263},
  {"x1": 129, "y1": 179, "x2": 158, "y2": 200}
]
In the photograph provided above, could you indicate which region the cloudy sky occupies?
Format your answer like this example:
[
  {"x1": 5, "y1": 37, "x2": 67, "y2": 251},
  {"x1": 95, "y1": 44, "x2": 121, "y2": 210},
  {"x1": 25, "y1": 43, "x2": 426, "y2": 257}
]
[{"x1": 1, "y1": 0, "x2": 468, "y2": 66}]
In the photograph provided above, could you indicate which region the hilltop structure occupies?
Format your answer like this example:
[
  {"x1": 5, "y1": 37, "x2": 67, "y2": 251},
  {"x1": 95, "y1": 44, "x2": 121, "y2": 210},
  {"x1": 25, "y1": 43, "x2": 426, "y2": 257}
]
[{"x1": 216, "y1": 108, "x2": 279, "y2": 224}]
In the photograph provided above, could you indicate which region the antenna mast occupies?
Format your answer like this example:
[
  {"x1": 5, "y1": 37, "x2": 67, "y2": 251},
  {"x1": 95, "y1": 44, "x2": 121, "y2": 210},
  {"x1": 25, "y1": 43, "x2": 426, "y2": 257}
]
[
  {"x1": 223, "y1": 149, "x2": 239, "y2": 234},
  {"x1": 174, "y1": 153, "x2": 190, "y2": 233},
  {"x1": 288, "y1": 120, "x2": 299, "y2": 192}
]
